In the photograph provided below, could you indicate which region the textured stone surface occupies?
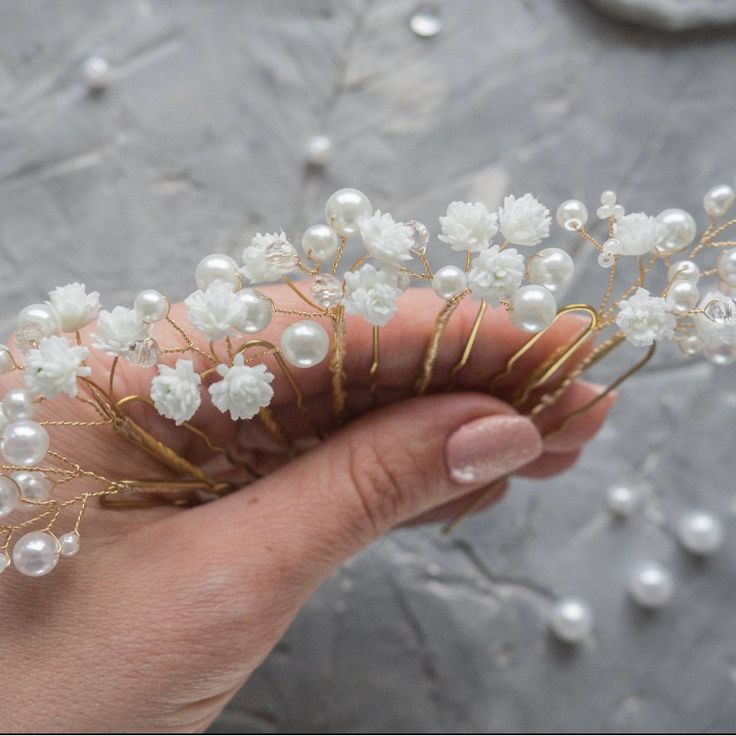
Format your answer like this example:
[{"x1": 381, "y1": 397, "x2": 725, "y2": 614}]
[{"x1": 1, "y1": 1, "x2": 735, "y2": 732}]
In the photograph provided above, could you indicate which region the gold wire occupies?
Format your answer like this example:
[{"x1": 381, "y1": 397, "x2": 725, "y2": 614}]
[
  {"x1": 448, "y1": 301, "x2": 487, "y2": 385},
  {"x1": 329, "y1": 307, "x2": 349, "y2": 424},
  {"x1": 369, "y1": 325, "x2": 380, "y2": 403}
]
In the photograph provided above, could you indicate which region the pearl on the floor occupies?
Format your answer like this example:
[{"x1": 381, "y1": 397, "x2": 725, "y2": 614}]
[
  {"x1": 0, "y1": 475, "x2": 20, "y2": 517},
  {"x1": 509, "y1": 285, "x2": 557, "y2": 333},
  {"x1": 195, "y1": 253, "x2": 241, "y2": 291},
  {"x1": 280, "y1": 320, "x2": 330, "y2": 368},
  {"x1": 134, "y1": 290, "x2": 170, "y2": 324},
  {"x1": 549, "y1": 597, "x2": 593, "y2": 644},
  {"x1": 556, "y1": 200, "x2": 588, "y2": 231},
  {"x1": 12, "y1": 531, "x2": 60, "y2": 577},
  {"x1": 629, "y1": 562, "x2": 673, "y2": 608},
  {"x1": 606, "y1": 483, "x2": 643, "y2": 517},
  {"x1": 11, "y1": 470, "x2": 53, "y2": 501},
  {"x1": 59, "y1": 531, "x2": 80, "y2": 557},
  {"x1": 302, "y1": 224, "x2": 340, "y2": 261},
  {"x1": 2, "y1": 388, "x2": 38, "y2": 422},
  {"x1": 82, "y1": 56, "x2": 110, "y2": 91},
  {"x1": 231, "y1": 288, "x2": 273, "y2": 333},
  {"x1": 656, "y1": 208, "x2": 696, "y2": 254},
  {"x1": 324, "y1": 188, "x2": 373, "y2": 237},
  {"x1": 306, "y1": 135, "x2": 332, "y2": 166},
  {"x1": 432, "y1": 265, "x2": 467, "y2": 300},
  {"x1": 677, "y1": 511, "x2": 723, "y2": 556}
]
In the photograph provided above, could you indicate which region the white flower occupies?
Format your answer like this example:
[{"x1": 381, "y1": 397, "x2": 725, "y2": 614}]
[
  {"x1": 497, "y1": 193, "x2": 551, "y2": 246},
  {"x1": 616, "y1": 288, "x2": 676, "y2": 347},
  {"x1": 208, "y1": 356, "x2": 274, "y2": 420},
  {"x1": 438, "y1": 201, "x2": 498, "y2": 252},
  {"x1": 467, "y1": 245, "x2": 525, "y2": 304},
  {"x1": 241, "y1": 231, "x2": 297, "y2": 283},
  {"x1": 693, "y1": 290, "x2": 736, "y2": 350},
  {"x1": 615, "y1": 213, "x2": 666, "y2": 256},
  {"x1": 150, "y1": 360, "x2": 202, "y2": 425},
  {"x1": 92, "y1": 306, "x2": 150, "y2": 356},
  {"x1": 185, "y1": 280, "x2": 245, "y2": 340},
  {"x1": 343, "y1": 263, "x2": 403, "y2": 326},
  {"x1": 24, "y1": 335, "x2": 91, "y2": 399},
  {"x1": 358, "y1": 211, "x2": 413, "y2": 264},
  {"x1": 48, "y1": 283, "x2": 100, "y2": 332}
]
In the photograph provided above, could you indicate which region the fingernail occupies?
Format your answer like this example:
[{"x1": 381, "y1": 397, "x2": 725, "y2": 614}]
[{"x1": 445, "y1": 415, "x2": 544, "y2": 486}]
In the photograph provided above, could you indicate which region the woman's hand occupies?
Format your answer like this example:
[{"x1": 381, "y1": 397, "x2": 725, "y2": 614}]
[{"x1": 1, "y1": 286, "x2": 614, "y2": 732}]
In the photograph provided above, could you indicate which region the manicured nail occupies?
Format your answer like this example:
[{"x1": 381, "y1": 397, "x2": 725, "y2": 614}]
[{"x1": 445, "y1": 414, "x2": 544, "y2": 486}]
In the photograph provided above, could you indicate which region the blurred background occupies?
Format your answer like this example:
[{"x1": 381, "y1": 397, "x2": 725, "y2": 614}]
[{"x1": 1, "y1": 0, "x2": 736, "y2": 732}]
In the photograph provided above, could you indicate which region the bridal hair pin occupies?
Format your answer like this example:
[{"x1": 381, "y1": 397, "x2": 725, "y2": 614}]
[{"x1": 1, "y1": 182, "x2": 736, "y2": 577}]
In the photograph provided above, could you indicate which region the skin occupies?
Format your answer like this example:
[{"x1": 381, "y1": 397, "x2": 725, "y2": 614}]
[{"x1": 1, "y1": 286, "x2": 614, "y2": 732}]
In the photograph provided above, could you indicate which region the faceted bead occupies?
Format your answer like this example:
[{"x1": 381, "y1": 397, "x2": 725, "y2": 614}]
[
  {"x1": 264, "y1": 239, "x2": 299, "y2": 273},
  {"x1": 126, "y1": 337, "x2": 161, "y2": 368},
  {"x1": 703, "y1": 295, "x2": 736, "y2": 324},
  {"x1": 311, "y1": 274, "x2": 343, "y2": 308},
  {"x1": 405, "y1": 220, "x2": 429, "y2": 256}
]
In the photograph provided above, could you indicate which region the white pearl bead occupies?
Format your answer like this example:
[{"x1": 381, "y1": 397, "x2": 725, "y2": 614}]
[
  {"x1": 82, "y1": 56, "x2": 110, "y2": 91},
  {"x1": 12, "y1": 470, "x2": 53, "y2": 501},
  {"x1": 677, "y1": 511, "x2": 723, "y2": 556},
  {"x1": 1, "y1": 421, "x2": 49, "y2": 467},
  {"x1": 0, "y1": 475, "x2": 20, "y2": 517},
  {"x1": 600, "y1": 190, "x2": 616, "y2": 206},
  {"x1": 231, "y1": 289, "x2": 273, "y2": 333},
  {"x1": 12, "y1": 531, "x2": 60, "y2": 577},
  {"x1": 556, "y1": 200, "x2": 588, "y2": 231},
  {"x1": 629, "y1": 562, "x2": 673, "y2": 608},
  {"x1": 716, "y1": 250, "x2": 736, "y2": 288},
  {"x1": 195, "y1": 254, "x2": 241, "y2": 291},
  {"x1": 509, "y1": 285, "x2": 557, "y2": 333},
  {"x1": 606, "y1": 483, "x2": 642, "y2": 517},
  {"x1": 302, "y1": 224, "x2": 340, "y2": 261},
  {"x1": 432, "y1": 265, "x2": 467, "y2": 300},
  {"x1": 676, "y1": 334, "x2": 703, "y2": 356},
  {"x1": 2, "y1": 388, "x2": 38, "y2": 421},
  {"x1": 703, "y1": 184, "x2": 736, "y2": 219},
  {"x1": 59, "y1": 531, "x2": 80, "y2": 557},
  {"x1": 0, "y1": 406, "x2": 8, "y2": 436},
  {"x1": 666, "y1": 280, "x2": 700, "y2": 315},
  {"x1": 324, "y1": 188, "x2": 372, "y2": 237},
  {"x1": 527, "y1": 248, "x2": 575, "y2": 296},
  {"x1": 667, "y1": 260, "x2": 700, "y2": 284},
  {"x1": 0, "y1": 345, "x2": 14, "y2": 375},
  {"x1": 280, "y1": 320, "x2": 330, "y2": 368},
  {"x1": 134, "y1": 289, "x2": 169, "y2": 324},
  {"x1": 655, "y1": 209, "x2": 697, "y2": 254},
  {"x1": 16, "y1": 303, "x2": 61, "y2": 352},
  {"x1": 0, "y1": 551, "x2": 8, "y2": 574},
  {"x1": 306, "y1": 135, "x2": 332, "y2": 166},
  {"x1": 549, "y1": 598, "x2": 593, "y2": 644}
]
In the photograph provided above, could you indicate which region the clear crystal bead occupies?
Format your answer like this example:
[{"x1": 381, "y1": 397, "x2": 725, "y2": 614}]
[
  {"x1": 264, "y1": 240, "x2": 299, "y2": 273},
  {"x1": 311, "y1": 274, "x2": 343, "y2": 308},
  {"x1": 406, "y1": 220, "x2": 429, "y2": 256},
  {"x1": 703, "y1": 295, "x2": 736, "y2": 325},
  {"x1": 14, "y1": 324, "x2": 43, "y2": 354},
  {"x1": 127, "y1": 337, "x2": 161, "y2": 367}
]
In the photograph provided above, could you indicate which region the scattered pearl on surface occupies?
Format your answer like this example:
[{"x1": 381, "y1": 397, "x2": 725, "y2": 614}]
[
  {"x1": 666, "y1": 280, "x2": 700, "y2": 315},
  {"x1": 549, "y1": 598, "x2": 593, "y2": 644},
  {"x1": 59, "y1": 531, "x2": 80, "y2": 557},
  {"x1": 0, "y1": 475, "x2": 20, "y2": 517},
  {"x1": 629, "y1": 562, "x2": 673, "y2": 608},
  {"x1": 306, "y1": 135, "x2": 332, "y2": 166},
  {"x1": 231, "y1": 289, "x2": 273, "y2": 334},
  {"x1": 409, "y1": 6, "x2": 442, "y2": 37},
  {"x1": 16, "y1": 303, "x2": 62, "y2": 352},
  {"x1": 302, "y1": 224, "x2": 340, "y2": 262},
  {"x1": 134, "y1": 289, "x2": 169, "y2": 324},
  {"x1": 82, "y1": 56, "x2": 110, "y2": 91},
  {"x1": 677, "y1": 511, "x2": 723, "y2": 556},
  {"x1": 668, "y1": 260, "x2": 700, "y2": 284},
  {"x1": 716, "y1": 250, "x2": 736, "y2": 288},
  {"x1": 703, "y1": 184, "x2": 736, "y2": 219},
  {"x1": 432, "y1": 265, "x2": 467, "y2": 300},
  {"x1": 556, "y1": 200, "x2": 588, "y2": 231},
  {"x1": 1, "y1": 420, "x2": 50, "y2": 467},
  {"x1": 509, "y1": 285, "x2": 557, "y2": 333},
  {"x1": 12, "y1": 531, "x2": 60, "y2": 577},
  {"x1": 527, "y1": 248, "x2": 575, "y2": 296},
  {"x1": 2, "y1": 388, "x2": 38, "y2": 422},
  {"x1": 195, "y1": 253, "x2": 241, "y2": 291},
  {"x1": 606, "y1": 483, "x2": 643, "y2": 517},
  {"x1": 324, "y1": 188, "x2": 373, "y2": 238},
  {"x1": 11, "y1": 470, "x2": 53, "y2": 501},
  {"x1": 0, "y1": 345, "x2": 14, "y2": 375},
  {"x1": 280, "y1": 320, "x2": 330, "y2": 368},
  {"x1": 656, "y1": 208, "x2": 697, "y2": 254}
]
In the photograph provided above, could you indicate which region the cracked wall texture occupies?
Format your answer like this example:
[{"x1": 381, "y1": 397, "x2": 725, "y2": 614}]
[{"x1": 1, "y1": 1, "x2": 735, "y2": 732}]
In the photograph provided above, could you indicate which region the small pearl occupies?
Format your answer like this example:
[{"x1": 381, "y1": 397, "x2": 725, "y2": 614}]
[
  {"x1": 280, "y1": 320, "x2": 330, "y2": 368},
  {"x1": 1, "y1": 420, "x2": 50, "y2": 467},
  {"x1": 527, "y1": 248, "x2": 575, "y2": 296},
  {"x1": 12, "y1": 470, "x2": 53, "y2": 501},
  {"x1": 0, "y1": 551, "x2": 9, "y2": 574},
  {"x1": 666, "y1": 280, "x2": 700, "y2": 315},
  {"x1": 16, "y1": 303, "x2": 62, "y2": 352},
  {"x1": 556, "y1": 200, "x2": 588, "y2": 231},
  {"x1": 600, "y1": 190, "x2": 617, "y2": 206},
  {"x1": 324, "y1": 188, "x2": 373, "y2": 238},
  {"x1": 509, "y1": 285, "x2": 557, "y2": 333},
  {"x1": 195, "y1": 253, "x2": 241, "y2": 291},
  {"x1": 0, "y1": 475, "x2": 20, "y2": 517},
  {"x1": 306, "y1": 135, "x2": 332, "y2": 166},
  {"x1": 12, "y1": 531, "x2": 60, "y2": 577},
  {"x1": 409, "y1": 6, "x2": 442, "y2": 37},
  {"x1": 230, "y1": 289, "x2": 273, "y2": 334},
  {"x1": 2, "y1": 388, "x2": 38, "y2": 421},
  {"x1": 667, "y1": 260, "x2": 700, "y2": 284},
  {"x1": 302, "y1": 224, "x2": 340, "y2": 261},
  {"x1": 0, "y1": 345, "x2": 14, "y2": 375},
  {"x1": 677, "y1": 511, "x2": 723, "y2": 556},
  {"x1": 432, "y1": 265, "x2": 467, "y2": 300},
  {"x1": 134, "y1": 289, "x2": 169, "y2": 324},
  {"x1": 82, "y1": 56, "x2": 110, "y2": 91},
  {"x1": 629, "y1": 562, "x2": 673, "y2": 608},
  {"x1": 549, "y1": 598, "x2": 593, "y2": 644},
  {"x1": 59, "y1": 531, "x2": 80, "y2": 557},
  {"x1": 676, "y1": 334, "x2": 703, "y2": 356},
  {"x1": 703, "y1": 184, "x2": 736, "y2": 219},
  {"x1": 606, "y1": 483, "x2": 642, "y2": 517},
  {"x1": 655, "y1": 209, "x2": 697, "y2": 254},
  {"x1": 716, "y1": 250, "x2": 736, "y2": 288}
]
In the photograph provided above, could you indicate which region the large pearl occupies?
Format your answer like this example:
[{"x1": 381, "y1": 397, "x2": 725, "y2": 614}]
[
  {"x1": 59, "y1": 531, "x2": 80, "y2": 557},
  {"x1": 556, "y1": 200, "x2": 588, "y2": 231},
  {"x1": 629, "y1": 562, "x2": 673, "y2": 608},
  {"x1": 432, "y1": 265, "x2": 467, "y2": 300},
  {"x1": 280, "y1": 321, "x2": 330, "y2": 368},
  {"x1": 324, "y1": 188, "x2": 372, "y2": 237},
  {"x1": 0, "y1": 345, "x2": 14, "y2": 375},
  {"x1": 231, "y1": 289, "x2": 273, "y2": 334},
  {"x1": 549, "y1": 598, "x2": 593, "y2": 644},
  {"x1": 527, "y1": 248, "x2": 575, "y2": 296},
  {"x1": 703, "y1": 184, "x2": 736, "y2": 219},
  {"x1": 0, "y1": 475, "x2": 20, "y2": 517},
  {"x1": 668, "y1": 260, "x2": 700, "y2": 284},
  {"x1": 16, "y1": 303, "x2": 61, "y2": 352},
  {"x1": 12, "y1": 531, "x2": 60, "y2": 577},
  {"x1": 666, "y1": 280, "x2": 700, "y2": 315},
  {"x1": 12, "y1": 470, "x2": 53, "y2": 501},
  {"x1": 2, "y1": 388, "x2": 38, "y2": 421},
  {"x1": 509, "y1": 285, "x2": 557, "y2": 333},
  {"x1": 716, "y1": 250, "x2": 736, "y2": 288},
  {"x1": 134, "y1": 289, "x2": 169, "y2": 324},
  {"x1": 302, "y1": 224, "x2": 340, "y2": 261},
  {"x1": 1, "y1": 420, "x2": 49, "y2": 467},
  {"x1": 195, "y1": 254, "x2": 241, "y2": 291},
  {"x1": 677, "y1": 511, "x2": 723, "y2": 556},
  {"x1": 656, "y1": 209, "x2": 696, "y2": 254}
]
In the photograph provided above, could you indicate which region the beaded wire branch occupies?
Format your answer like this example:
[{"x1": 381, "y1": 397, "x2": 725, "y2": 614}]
[{"x1": 1, "y1": 183, "x2": 736, "y2": 577}]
